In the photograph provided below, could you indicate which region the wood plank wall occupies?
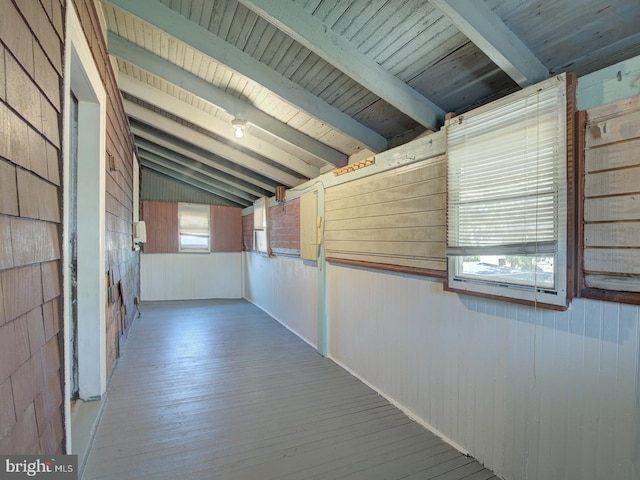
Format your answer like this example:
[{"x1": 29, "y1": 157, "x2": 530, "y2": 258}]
[
  {"x1": 142, "y1": 201, "x2": 179, "y2": 253},
  {"x1": 210, "y1": 205, "x2": 242, "y2": 252},
  {"x1": 583, "y1": 94, "x2": 640, "y2": 302},
  {"x1": 142, "y1": 201, "x2": 243, "y2": 253},
  {"x1": 72, "y1": 0, "x2": 139, "y2": 374},
  {"x1": 324, "y1": 156, "x2": 447, "y2": 276},
  {"x1": 242, "y1": 213, "x2": 254, "y2": 251},
  {"x1": 0, "y1": 0, "x2": 66, "y2": 454},
  {"x1": 269, "y1": 198, "x2": 301, "y2": 256}
]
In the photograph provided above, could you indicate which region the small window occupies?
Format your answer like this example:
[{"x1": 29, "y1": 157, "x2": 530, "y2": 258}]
[
  {"x1": 253, "y1": 197, "x2": 269, "y2": 255},
  {"x1": 446, "y1": 74, "x2": 571, "y2": 308},
  {"x1": 178, "y1": 203, "x2": 210, "y2": 252}
]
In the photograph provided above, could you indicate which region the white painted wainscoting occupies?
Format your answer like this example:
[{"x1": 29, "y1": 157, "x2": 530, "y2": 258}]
[
  {"x1": 244, "y1": 254, "x2": 640, "y2": 480},
  {"x1": 141, "y1": 253, "x2": 242, "y2": 301},
  {"x1": 326, "y1": 263, "x2": 639, "y2": 480},
  {"x1": 244, "y1": 253, "x2": 319, "y2": 348}
]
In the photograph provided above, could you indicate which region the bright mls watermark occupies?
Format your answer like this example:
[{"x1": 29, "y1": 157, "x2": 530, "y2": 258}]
[{"x1": 0, "y1": 456, "x2": 77, "y2": 479}]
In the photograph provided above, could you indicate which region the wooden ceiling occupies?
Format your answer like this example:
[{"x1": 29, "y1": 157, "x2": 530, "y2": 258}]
[{"x1": 101, "y1": 0, "x2": 640, "y2": 207}]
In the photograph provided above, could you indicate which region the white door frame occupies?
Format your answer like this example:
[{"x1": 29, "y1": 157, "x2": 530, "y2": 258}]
[{"x1": 62, "y1": 2, "x2": 107, "y2": 452}]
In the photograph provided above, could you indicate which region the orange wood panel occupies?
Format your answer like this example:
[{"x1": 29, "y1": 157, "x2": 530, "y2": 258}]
[
  {"x1": 142, "y1": 201, "x2": 178, "y2": 253},
  {"x1": 242, "y1": 213, "x2": 254, "y2": 251},
  {"x1": 210, "y1": 205, "x2": 243, "y2": 252},
  {"x1": 270, "y1": 198, "x2": 300, "y2": 256}
]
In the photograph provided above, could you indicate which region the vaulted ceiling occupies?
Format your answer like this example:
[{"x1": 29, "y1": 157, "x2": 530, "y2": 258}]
[{"x1": 101, "y1": 0, "x2": 640, "y2": 207}]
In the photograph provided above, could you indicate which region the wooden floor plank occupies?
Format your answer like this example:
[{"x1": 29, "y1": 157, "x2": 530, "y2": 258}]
[{"x1": 81, "y1": 299, "x2": 497, "y2": 480}]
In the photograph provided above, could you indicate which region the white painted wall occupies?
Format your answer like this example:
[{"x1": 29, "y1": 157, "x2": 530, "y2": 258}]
[
  {"x1": 244, "y1": 253, "x2": 318, "y2": 347},
  {"x1": 326, "y1": 264, "x2": 639, "y2": 480},
  {"x1": 141, "y1": 253, "x2": 242, "y2": 301},
  {"x1": 242, "y1": 55, "x2": 640, "y2": 480},
  {"x1": 244, "y1": 252, "x2": 640, "y2": 479}
]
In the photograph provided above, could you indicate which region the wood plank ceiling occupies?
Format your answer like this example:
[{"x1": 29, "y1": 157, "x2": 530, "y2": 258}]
[{"x1": 101, "y1": 0, "x2": 640, "y2": 207}]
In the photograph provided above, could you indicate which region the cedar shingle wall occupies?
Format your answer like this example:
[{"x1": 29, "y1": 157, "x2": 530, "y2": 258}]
[
  {"x1": 0, "y1": 0, "x2": 65, "y2": 454},
  {"x1": 72, "y1": 0, "x2": 139, "y2": 376}
]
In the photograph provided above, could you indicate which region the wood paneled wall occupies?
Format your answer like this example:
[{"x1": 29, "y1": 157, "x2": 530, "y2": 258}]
[
  {"x1": 210, "y1": 206, "x2": 243, "y2": 252},
  {"x1": 72, "y1": 0, "x2": 139, "y2": 376},
  {"x1": 269, "y1": 198, "x2": 300, "y2": 256},
  {"x1": 242, "y1": 213, "x2": 254, "y2": 251},
  {"x1": 142, "y1": 201, "x2": 242, "y2": 253},
  {"x1": 324, "y1": 156, "x2": 446, "y2": 276},
  {"x1": 0, "y1": 0, "x2": 65, "y2": 454},
  {"x1": 241, "y1": 199, "x2": 302, "y2": 256},
  {"x1": 142, "y1": 201, "x2": 179, "y2": 253},
  {"x1": 582, "y1": 95, "x2": 640, "y2": 302}
]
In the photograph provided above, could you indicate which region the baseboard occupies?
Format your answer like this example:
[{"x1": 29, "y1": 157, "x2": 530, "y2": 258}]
[
  {"x1": 328, "y1": 355, "x2": 471, "y2": 457},
  {"x1": 70, "y1": 394, "x2": 107, "y2": 479},
  {"x1": 243, "y1": 296, "x2": 318, "y2": 351}
]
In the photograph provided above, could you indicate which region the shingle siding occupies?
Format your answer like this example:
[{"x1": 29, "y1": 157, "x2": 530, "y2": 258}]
[
  {"x1": 0, "y1": 0, "x2": 139, "y2": 453},
  {"x1": 71, "y1": 0, "x2": 140, "y2": 389}
]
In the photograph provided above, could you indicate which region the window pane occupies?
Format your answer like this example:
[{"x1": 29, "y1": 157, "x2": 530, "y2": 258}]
[
  {"x1": 459, "y1": 255, "x2": 555, "y2": 289},
  {"x1": 447, "y1": 80, "x2": 565, "y2": 250},
  {"x1": 253, "y1": 197, "x2": 269, "y2": 254},
  {"x1": 446, "y1": 74, "x2": 569, "y2": 306},
  {"x1": 179, "y1": 203, "x2": 210, "y2": 251}
]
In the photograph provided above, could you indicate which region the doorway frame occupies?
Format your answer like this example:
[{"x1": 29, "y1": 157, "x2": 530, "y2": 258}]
[{"x1": 62, "y1": 2, "x2": 107, "y2": 452}]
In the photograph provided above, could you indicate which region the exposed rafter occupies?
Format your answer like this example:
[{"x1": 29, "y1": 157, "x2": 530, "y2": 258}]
[
  {"x1": 237, "y1": 0, "x2": 446, "y2": 130},
  {"x1": 140, "y1": 159, "x2": 246, "y2": 207},
  {"x1": 129, "y1": 122, "x2": 278, "y2": 194},
  {"x1": 136, "y1": 143, "x2": 258, "y2": 203},
  {"x1": 430, "y1": 0, "x2": 548, "y2": 87},
  {"x1": 107, "y1": 32, "x2": 348, "y2": 168},
  {"x1": 135, "y1": 137, "x2": 268, "y2": 199},
  {"x1": 124, "y1": 100, "x2": 304, "y2": 187},
  {"x1": 142, "y1": 155, "x2": 251, "y2": 206},
  {"x1": 119, "y1": 74, "x2": 319, "y2": 179},
  {"x1": 107, "y1": 0, "x2": 388, "y2": 153},
  {"x1": 139, "y1": 150, "x2": 252, "y2": 205}
]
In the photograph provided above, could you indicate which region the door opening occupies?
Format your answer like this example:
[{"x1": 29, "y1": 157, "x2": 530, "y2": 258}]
[{"x1": 69, "y1": 92, "x2": 79, "y2": 399}]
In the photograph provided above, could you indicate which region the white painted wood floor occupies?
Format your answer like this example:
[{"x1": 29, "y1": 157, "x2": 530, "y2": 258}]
[{"x1": 81, "y1": 299, "x2": 498, "y2": 480}]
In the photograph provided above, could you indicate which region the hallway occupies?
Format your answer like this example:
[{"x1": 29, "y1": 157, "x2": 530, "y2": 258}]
[{"x1": 81, "y1": 300, "x2": 497, "y2": 480}]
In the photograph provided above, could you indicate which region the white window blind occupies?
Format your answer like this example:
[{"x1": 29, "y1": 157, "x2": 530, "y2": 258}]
[
  {"x1": 178, "y1": 203, "x2": 210, "y2": 251},
  {"x1": 447, "y1": 74, "x2": 568, "y2": 305}
]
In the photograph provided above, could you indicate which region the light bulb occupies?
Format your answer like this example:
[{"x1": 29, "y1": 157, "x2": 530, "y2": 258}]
[{"x1": 232, "y1": 118, "x2": 247, "y2": 138}]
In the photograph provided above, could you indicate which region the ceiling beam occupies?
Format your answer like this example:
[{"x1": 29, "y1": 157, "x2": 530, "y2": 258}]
[
  {"x1": 136, "y1": 144, "x2": 258, "y2": 202},
  {"x1": 140, "y1": 159, "x2": 248, "y2": 207},
  {"x1": 124, "y1": 100, "x2": 304, "y2": 187},
  {"x1": 108, "y1": 32, "x2": 348, "y2": 168},
  {"x1": 107, "y1": 0, "x2": 388, "y2": 153},
  {"x1": 130, "y1": 122, "x2": 278, "y2": 194},
  {"x1": 135, "y1": 137, "x2": 268, "y2": 198},
  {"x1": 118, "y1": 74, "x2": 319, "y2": 179},
  {"x1": 140, "y1": 153, "x2": 251, "y2": 206},
  {"x1": 238, "y1": 0, "x2": 446, "y2": 130},
  {"x1": 430, "y1": 0, "x2": 548, "y2": 87}
]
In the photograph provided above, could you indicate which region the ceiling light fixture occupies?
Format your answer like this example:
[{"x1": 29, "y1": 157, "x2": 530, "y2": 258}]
[{"x1": 232, "y1": 118, "x2": 247, "y2": 138}]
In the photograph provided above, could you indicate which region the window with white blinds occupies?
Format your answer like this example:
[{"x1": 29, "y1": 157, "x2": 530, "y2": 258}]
[
  {"x1": 253, "y1": 197, "x2": 269, "y2": 255},
  {"x1": 447, "y1": 74, "x2": 569, "y2": 307},
  {"x1": 178, "y1": 203, "x2": 210, "y2": 252}
]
